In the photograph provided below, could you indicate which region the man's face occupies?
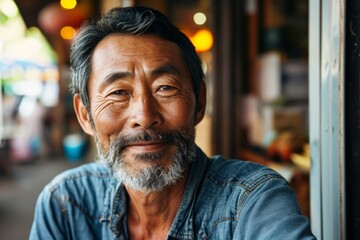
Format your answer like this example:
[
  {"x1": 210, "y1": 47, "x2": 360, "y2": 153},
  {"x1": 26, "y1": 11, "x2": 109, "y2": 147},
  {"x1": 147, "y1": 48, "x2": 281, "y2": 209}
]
[{"x1": 79, "y1": 34, "x2": 205, "y2": 192}]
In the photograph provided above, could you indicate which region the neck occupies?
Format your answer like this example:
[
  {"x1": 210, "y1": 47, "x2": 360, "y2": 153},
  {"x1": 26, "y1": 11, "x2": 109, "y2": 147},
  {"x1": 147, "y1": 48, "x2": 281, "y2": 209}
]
[{"x1": 126, "y1": 170, "x2": 188, "y2": 240}]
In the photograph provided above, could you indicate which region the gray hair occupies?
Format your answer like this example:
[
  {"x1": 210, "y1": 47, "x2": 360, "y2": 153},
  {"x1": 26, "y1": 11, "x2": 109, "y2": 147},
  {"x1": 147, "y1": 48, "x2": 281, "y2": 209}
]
[{"x1": 70, "y1": 6, "x2": 204, "y2": 113}]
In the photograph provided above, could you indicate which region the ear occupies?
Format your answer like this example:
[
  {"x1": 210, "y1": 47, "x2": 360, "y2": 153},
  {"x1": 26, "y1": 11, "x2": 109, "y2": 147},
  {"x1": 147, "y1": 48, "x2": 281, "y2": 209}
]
[
  {"x1": 195, "y1": 80, "x2": 207, "y2": 125},
  {"x1": 73, "y1": 94, "x2": 94, "y2": 136}
]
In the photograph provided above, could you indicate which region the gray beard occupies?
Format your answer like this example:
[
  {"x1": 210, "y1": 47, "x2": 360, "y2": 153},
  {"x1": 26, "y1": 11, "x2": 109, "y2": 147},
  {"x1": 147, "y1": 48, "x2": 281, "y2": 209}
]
[{"x1": 95, "y1": 130, "x2": 198, "y2": 193}]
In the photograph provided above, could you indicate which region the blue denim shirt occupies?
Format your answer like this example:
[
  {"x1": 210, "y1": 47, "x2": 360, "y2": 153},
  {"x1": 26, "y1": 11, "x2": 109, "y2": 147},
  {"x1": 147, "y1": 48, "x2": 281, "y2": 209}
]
[{"x1": 30, "y1": 149, "x2": 315, "y2": 239}]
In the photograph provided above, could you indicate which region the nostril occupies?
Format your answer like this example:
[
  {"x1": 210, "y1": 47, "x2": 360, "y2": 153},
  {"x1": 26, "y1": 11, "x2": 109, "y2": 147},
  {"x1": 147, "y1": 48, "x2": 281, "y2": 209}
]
[
  {"x1": 131, "y1": 120, "x2": 159, "y2": 129},
  {"x1": 129, "y1": 94, "x2": 162, "y2": 129},
  {"x1": 129, "y1": 110, "x2": 161, "y2": 129}
]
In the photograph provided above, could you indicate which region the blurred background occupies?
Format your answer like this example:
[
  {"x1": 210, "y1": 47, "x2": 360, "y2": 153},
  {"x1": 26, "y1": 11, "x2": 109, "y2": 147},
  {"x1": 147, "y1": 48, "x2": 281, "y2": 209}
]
[{"x1": 0, "y1": 0, "x2": 311, "y2": 238}]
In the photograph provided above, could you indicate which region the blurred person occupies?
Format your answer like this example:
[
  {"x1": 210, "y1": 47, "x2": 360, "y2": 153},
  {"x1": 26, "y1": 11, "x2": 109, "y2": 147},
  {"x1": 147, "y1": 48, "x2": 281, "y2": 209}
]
[{"x1": 30, "y1": 6, "x2": 316, "y2": 239}]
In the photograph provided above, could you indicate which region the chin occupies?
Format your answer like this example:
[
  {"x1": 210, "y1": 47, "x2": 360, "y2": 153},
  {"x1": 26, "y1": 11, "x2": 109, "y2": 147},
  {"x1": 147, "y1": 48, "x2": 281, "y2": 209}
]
[
  {"x1": 96, "y1": 129, "x2": 198, "y2": 192},
  {"x1": 114, "y1": 160, "x2": 187, "y2": 193}
]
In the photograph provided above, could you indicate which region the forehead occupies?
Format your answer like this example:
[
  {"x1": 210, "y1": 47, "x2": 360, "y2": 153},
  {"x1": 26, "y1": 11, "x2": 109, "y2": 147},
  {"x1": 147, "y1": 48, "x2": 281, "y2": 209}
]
[{"x1": 91, "y1": 34, "x2": 186, "y2": 68}]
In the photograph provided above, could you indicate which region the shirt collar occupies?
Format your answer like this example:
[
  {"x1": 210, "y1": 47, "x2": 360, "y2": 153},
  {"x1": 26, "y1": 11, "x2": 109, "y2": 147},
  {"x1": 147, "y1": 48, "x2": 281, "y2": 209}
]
[{"x1": 167, "y1": 148, "x2": 210, "y2": 239}]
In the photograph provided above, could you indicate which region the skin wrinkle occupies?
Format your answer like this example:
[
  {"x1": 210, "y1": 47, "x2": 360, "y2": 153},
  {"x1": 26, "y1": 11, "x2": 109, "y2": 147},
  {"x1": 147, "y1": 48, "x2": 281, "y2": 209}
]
[
  {"x1": 91, "y1": 83, "x2": 194, "y2": 129},
  {"x1": 92, "y1": 97, "x2": 113, "y2": 120}
]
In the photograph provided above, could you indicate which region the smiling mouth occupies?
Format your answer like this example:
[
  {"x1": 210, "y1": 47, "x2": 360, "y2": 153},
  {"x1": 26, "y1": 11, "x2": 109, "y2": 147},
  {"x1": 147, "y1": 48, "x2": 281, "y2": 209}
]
[{"x1": 125, "y1": 140, "x2": 171, "y2": 153}]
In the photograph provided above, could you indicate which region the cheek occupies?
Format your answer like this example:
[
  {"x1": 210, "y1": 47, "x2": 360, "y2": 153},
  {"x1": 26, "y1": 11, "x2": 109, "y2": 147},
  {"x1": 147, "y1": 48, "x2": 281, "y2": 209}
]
[
  {"x1": 92, "y1": 102, "x2": 127, "y2": 139},
  {"x1": 164, "y1": 98, "x2": 196, "y2": 129}
]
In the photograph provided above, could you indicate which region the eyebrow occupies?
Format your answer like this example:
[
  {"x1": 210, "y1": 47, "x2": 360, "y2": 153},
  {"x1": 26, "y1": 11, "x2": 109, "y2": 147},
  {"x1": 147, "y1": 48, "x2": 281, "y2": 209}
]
[
  {"x1": 102, "y1": 71, "x2": 132, "y2": 86},
  {"x1": 150, "y1": 63, "x2": 182, "y2": 78}
]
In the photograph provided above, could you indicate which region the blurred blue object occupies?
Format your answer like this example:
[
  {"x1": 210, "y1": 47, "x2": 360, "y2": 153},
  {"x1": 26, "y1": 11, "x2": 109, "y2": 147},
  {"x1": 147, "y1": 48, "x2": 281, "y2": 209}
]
[{"x1": 63, "y1": 134, "x2": 85, "y2": 162}]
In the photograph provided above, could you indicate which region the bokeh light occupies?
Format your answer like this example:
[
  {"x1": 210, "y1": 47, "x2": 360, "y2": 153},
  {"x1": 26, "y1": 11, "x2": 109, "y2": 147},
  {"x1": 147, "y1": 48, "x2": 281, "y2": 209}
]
[
  {"x1": 60, "y1": 26, "x2": 76, "y2": 40},
  {"x1": 60, "y1": 0, "x2": 77, "y2": 10},
  {"x1": 193, "y1": 12, "x2": 207, "y2": 25},
  {"x1": 190, "y1": 29, "x2": 213, "y2": 52}
]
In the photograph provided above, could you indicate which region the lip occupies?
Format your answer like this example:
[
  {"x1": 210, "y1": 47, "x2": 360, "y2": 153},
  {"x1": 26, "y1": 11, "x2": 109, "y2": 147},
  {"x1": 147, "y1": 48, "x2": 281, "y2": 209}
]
[{"x1": 125, "y1": 141, "x2": 170, "y2": 153}]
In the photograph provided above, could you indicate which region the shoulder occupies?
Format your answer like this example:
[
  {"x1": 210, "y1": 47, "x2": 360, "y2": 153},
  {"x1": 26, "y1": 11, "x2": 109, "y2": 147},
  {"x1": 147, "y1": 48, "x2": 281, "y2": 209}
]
[
  {"x1": 31, "y1": 163, "x2": 119, "y2": 238},
  {"x1": 35, "y1": 162, "x2": 118, "y2": 218},
  {"x1": 207, "y1": 155, "x2": 285, "y2": 191},
  {"x1": 193, "y1": 156, "x2": 313, "y2": 239},
  {"x1": 46, "y1": 162, "x2": 113, "y2": 190},
  {"x1": 190, "y1": 156, "x2": 292, "y2": 235},
  {"x1": 41, "y1": 162, "x2": 117, "y2": 202}
]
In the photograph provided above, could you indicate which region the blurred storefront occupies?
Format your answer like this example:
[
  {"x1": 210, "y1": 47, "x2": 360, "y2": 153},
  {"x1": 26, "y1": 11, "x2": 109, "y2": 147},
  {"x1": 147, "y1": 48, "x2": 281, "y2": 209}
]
[
  {"x1": 0, "y1": 0, "x2": 101, "y2": 167},
  {"x1": 0, "y1": 0, "x2": 59, "y2": 168}
]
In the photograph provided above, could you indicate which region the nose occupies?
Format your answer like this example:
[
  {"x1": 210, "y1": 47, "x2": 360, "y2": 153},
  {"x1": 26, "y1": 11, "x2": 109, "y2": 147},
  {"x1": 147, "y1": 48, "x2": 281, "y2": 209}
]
[{"x1": 129, "y1": 92, "x2": 162, "y2": 129}]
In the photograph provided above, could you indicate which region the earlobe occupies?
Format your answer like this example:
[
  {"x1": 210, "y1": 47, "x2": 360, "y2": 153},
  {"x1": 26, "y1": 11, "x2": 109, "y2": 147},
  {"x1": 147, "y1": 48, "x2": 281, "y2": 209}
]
[
  {"x1": 73, "y1": 94, "x2": 94, "y2": 136},
  {"x1": 195, "y1": 81, "x2": 207, "y2": 125}
]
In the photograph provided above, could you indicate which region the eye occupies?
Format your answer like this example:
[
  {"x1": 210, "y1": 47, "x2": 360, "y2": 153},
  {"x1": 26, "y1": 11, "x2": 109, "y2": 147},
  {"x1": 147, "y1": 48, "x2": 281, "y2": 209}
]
[
  {"x1": 111, "y1": 89, "x2": 129, "y2": 95},
  {"x1": 156, "y1": 85, "x2": 178, "y2": 97},
  {"x1": 159, "y1": 85, "x2": 175, "y2": 91},
  {"x1": 107, "y1": 89, "x2": 130, "y2": 102}
]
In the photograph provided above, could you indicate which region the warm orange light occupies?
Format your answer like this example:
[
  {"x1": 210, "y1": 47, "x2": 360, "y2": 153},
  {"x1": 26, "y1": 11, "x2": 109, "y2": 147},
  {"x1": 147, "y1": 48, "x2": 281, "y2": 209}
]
[
  {"x1": 190, "y1": 29, "x2": 213, "y2": 52},
  {"x1": 60, "y1": 26, "x2": 76, "y2": 40},
  {"x1": 60, "y1": 0, "x2": 77, "y2": 10}
]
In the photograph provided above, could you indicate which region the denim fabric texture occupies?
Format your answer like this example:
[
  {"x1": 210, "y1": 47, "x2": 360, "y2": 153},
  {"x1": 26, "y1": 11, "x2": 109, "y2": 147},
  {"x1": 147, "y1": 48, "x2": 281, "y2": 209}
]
[{"x1": 30, "y1": 148, "x2": 316, "y2": 239}]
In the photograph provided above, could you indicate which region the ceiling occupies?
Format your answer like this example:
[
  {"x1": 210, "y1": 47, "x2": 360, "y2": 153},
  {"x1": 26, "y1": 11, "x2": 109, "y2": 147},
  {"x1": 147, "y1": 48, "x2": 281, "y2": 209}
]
[
  {"x1": 13, "y1": 0, "x2": 100, "y2": 53},
  {"x1": 14, "y1": 0, "x2": 57, "y2": 28}
]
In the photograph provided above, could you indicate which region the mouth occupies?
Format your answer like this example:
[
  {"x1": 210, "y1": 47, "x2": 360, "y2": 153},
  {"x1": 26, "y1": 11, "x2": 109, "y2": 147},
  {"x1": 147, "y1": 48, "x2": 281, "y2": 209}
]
[{"x1": 125, "y1": 140, "x2": 171, "y2": 153}]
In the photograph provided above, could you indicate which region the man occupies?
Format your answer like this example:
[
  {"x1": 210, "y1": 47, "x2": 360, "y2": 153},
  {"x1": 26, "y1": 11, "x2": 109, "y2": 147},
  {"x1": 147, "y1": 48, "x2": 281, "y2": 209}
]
[{"x1": 30, "y1": 6, "x2": 315, "y2": 239}]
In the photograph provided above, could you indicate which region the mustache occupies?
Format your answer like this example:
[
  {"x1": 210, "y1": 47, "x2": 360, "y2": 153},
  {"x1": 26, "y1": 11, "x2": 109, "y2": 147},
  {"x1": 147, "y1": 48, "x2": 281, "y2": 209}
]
[{"x1": 110, "y1": 130, "x2": 194, "y2": 153}]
